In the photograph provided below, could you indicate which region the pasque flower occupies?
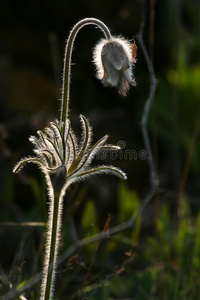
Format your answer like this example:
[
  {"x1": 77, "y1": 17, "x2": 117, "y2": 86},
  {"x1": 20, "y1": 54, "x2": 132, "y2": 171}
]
[
  {"x1": 93, "y1": 36, "x2": 137, "y2": 96},
  {"x1": 13, "y1": 18, "x2": 132, "y2": 300}
]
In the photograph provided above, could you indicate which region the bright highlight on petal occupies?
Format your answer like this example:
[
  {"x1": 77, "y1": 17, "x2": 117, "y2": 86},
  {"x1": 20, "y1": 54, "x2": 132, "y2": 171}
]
[{"x1": 93, "y1": 36, "x2": 137, "y2": 96}]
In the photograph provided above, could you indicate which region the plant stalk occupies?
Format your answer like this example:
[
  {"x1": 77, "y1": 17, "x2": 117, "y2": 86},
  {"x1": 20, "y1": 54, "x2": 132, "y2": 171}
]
[
  {"x1": 41, "y1": 185, "x2": 64, "y2": 300},
  {"x1": 60, "y1": 18, "x2": 111, "y2": 135}
]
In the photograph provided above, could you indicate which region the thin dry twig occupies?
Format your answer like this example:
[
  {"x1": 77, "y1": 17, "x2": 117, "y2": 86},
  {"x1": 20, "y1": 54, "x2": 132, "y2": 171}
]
[
  {"x1": 137, "y1": 0, "x2": 158, "y2": 190},
  {"x1": 0, "y1": 222, "x2": 46, "y2": 227}
]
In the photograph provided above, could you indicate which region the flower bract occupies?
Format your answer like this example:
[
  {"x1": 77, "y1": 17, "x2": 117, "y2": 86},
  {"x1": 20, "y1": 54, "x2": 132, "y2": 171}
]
[{"x1": 13, "y1": 115, "x2": 127, "y2": 192}]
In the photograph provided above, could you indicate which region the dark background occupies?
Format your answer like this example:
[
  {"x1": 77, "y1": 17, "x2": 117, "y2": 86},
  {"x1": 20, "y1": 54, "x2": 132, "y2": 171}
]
[{"x1": 0, "y1": 0, "x2": 200, "y2": 299}]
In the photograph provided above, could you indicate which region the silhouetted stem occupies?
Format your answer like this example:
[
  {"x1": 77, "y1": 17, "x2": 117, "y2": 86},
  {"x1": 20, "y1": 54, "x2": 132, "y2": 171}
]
[{"x1": 60, "y1": 18, "x2": 111, "y2": 136}]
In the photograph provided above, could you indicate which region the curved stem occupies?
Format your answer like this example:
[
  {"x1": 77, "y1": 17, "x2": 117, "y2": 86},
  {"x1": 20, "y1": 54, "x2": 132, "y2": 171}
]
[{"x1": 60, "y1": 18, "x2": 111, "y2": 134}]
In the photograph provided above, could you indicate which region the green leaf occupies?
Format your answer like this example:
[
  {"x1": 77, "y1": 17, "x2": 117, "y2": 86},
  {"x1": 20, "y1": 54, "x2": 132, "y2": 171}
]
[
  {"x1": 81, "y1": 199, "x2": 99, "y2": 254},
  {"x1": 68, "y1": 115, "x2": 91, "y2": 175},
  {"x1": 118, "y1": 182, "x2": 140, "y2": 242},
  {"x1": 70, "y1": 165, "x2": 127, "y2": 183}
]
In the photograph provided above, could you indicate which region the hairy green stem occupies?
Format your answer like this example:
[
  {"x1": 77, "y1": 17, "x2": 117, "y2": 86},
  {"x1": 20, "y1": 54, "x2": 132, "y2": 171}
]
[
  {"x1": 45, "y1": 193, "x2": 60, "y2": 299},
  {"x1": 41, "y1": 184, "x2": 64, "y2": 300},
  {"x1": 60, "y1": 18, "x2": 111, "y2": 135}
]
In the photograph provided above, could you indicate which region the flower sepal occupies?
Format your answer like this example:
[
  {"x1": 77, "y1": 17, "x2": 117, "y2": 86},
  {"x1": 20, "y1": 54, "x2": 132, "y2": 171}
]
[{"x1": 93, "y1": 36, "x2": 137, "y2": 96}]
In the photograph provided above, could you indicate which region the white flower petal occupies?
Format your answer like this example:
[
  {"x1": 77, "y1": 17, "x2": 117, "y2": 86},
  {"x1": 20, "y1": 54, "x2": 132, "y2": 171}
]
[{"x1": 93, "y1": 36, "x2": 136, "y2": 96}]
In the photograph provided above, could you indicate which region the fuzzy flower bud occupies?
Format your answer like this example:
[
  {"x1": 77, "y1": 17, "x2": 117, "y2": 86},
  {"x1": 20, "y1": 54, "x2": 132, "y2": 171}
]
[{"x1": 93, "y1": 36, "x2": 137, "y2": 96}]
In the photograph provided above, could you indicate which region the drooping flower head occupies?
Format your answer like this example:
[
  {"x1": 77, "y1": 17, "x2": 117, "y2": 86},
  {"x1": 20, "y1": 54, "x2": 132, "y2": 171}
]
[{"x1": 93, "y1": 36, "x2": 137, "y2": 96}]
